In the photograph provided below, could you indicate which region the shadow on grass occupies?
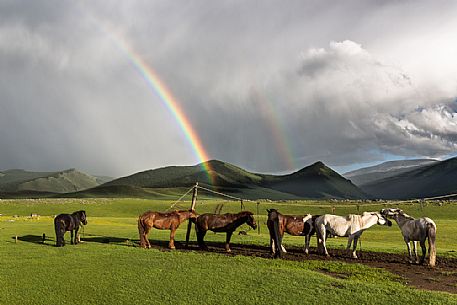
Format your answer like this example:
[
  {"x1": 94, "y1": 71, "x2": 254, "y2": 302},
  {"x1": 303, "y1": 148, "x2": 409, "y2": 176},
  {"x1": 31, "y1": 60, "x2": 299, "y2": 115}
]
[
  {"x1": 14, "y1": 235, "x2": 55, "y2": 247},
  {"x1": 81, "y1": 234, "x2": 139, "y2": 247}
]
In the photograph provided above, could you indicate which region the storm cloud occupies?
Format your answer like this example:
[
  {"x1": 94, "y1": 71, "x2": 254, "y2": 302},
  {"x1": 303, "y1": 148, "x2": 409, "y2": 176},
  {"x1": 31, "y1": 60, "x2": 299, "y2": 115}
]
[{"x1": 0, "y1": 1, "x2": 456, "y2": 176}]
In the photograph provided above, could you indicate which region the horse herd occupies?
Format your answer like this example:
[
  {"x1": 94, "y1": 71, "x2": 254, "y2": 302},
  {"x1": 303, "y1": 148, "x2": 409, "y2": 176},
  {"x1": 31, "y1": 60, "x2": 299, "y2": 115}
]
[{"x1": 54, "y1": 207, "x2": 437, "y2": 267}]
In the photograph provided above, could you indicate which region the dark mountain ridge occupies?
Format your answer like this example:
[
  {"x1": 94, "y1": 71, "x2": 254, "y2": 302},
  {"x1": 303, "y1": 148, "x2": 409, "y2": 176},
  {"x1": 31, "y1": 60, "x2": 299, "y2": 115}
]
[
  {"x1": 361, "y1": 157, "x2": 457, "y2": 199},
  {"x1": 101, "y1": 160, "x2": 367, "y2": 200}
]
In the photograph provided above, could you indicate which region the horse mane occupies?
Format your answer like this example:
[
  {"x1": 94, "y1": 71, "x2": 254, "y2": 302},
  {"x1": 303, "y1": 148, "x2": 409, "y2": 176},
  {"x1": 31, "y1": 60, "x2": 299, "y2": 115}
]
[
  {"x1": 348, "y1": 214, "x2": 363, "y2": 234},
  {"x1": 399, "y1": 210, "x2": 415, "y2": 220},
  {"x1": 238, "y1": 211, "x2": 253, "y2": 217},
  {"x1": 175, "y1": 209, "x2": 192, "y2": 213}
]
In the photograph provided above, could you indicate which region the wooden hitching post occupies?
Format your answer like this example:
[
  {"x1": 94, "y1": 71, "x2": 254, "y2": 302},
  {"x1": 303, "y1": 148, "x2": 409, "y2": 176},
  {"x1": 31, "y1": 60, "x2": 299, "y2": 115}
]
[
  {"x1": 256, "y1": 202, "x2": 260, "y2": 235},
  {"x1": 185, "y1": 182, "x2": 198, "y2": 248}
]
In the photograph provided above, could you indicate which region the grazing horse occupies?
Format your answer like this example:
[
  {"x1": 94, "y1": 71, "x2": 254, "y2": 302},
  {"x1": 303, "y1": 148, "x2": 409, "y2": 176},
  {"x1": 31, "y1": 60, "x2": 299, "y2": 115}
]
[
  {"x1": 267, "y1": 209, "x2": 319, "y2": 258},
  {"x1": 194, "y1": 211, "x2": 257, "y2": 252},
  {"x1": 54, "y1": 210, "x2": 87, "y2": 247},
  {"x1": 138, "y1": 210, "x2": 198, "y2": 249},
  {"x1": 381, "y1": 208, "x2": 437, "y2": 267},
  {"x1": 315, "y1": 212, "x2": 392, "y2": 258}
]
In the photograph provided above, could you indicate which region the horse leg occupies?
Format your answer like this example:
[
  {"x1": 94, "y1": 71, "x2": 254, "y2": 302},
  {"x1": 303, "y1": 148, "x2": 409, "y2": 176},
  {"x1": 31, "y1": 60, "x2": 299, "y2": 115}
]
[
  {"x1": 169, "y1": 226, "x2": 176, "y2": 249},
  {"x1": 419, "y1": 240, "x2": 426, "y2": 265},
  {"x1": 270, "y1": 234, "x2": 275, "y2": 255},
  {"x1": 320, "y1": 229, "x2": 329, "y2": 257},
  {"x1": 74, "y1": 227, "x2": 79, "y2": 244},
  {"x1": 70, "y1": 230, "x2": 74, "y2": 245},
  {"x1": 405, "y1": 239, "x2": 413, "y2": 263},
  {"x1": 412, "y1": 241, "x2": 418, "y2": 263},
  {"x1": 225, "y1": 231, "x2": 234, "y2": 252},
  {"x1": 351, "y1": 237, "x2": 359, "y2": 259},
  {"x1": 197, "y1": 229, "x2": 208, "y2": 250},
  {"x1": 304, "y1": 235, "x2": 310, "y2": 255},
  {"x1": 143, "y1": 226, "x2": 152, "y2": 249},
  {"x1": 346, "y1": 236, "x2": 353, "y2": 254}
]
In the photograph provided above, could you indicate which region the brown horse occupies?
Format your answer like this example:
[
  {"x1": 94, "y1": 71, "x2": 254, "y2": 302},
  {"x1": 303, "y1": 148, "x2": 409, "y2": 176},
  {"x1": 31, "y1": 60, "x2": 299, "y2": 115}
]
[
  {"x1": 138, "y1": 209, "x2": 198, "y2": 249},
  {"x1": 267, "y1": 209, "x2": 319, "y2": 258},
  {"x1": 195, "y1": 211, "x2": 257, "y2": 252}
]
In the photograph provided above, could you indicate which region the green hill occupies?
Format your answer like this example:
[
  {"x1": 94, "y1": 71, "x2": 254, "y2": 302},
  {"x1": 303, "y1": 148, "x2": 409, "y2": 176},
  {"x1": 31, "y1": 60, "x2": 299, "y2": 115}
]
[
  {"x1": 0, "y1": 169, "x2": 101, "y2": 194},
  {"x1": 96, "y1": 160, "x2": 366, "y2": 200},
  {"x1": 361, "y1": 157, "x2": 457, "y2": 199}
]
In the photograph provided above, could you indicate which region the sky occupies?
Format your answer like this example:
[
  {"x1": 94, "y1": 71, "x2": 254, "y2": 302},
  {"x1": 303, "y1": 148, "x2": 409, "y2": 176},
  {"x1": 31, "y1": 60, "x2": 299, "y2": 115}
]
[{"x1": 0, "y1": 0, "x2": 456, "y2": 177}]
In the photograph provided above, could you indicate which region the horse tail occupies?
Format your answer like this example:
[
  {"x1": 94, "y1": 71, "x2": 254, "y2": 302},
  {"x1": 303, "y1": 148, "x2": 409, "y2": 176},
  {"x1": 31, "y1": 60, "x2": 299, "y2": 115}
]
[
  {"x1": 267, "y1": 210, "x2": 283, "y2": 258},
  {"x1": 314, "y1": 216, "x2": 326, "y2": 254},
  {"x1": 427, "y1": 222, "x2": 437, "y2": 267},
  {"x1": 272, "y1": 214, "x2": 283, "y2": 258},
  {"x1": 138, "y1": 216, "x2": 147, "y2": 248},
  {"x1": 54, "y1": 217, "x2": 65, "y2": 247}
]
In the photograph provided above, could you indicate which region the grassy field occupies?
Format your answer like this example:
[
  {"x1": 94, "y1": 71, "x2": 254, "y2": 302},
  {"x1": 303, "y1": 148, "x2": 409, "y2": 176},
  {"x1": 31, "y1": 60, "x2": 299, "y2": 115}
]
[{"x1": 1, "y1": 198, "x2": 457, "y2": 304}]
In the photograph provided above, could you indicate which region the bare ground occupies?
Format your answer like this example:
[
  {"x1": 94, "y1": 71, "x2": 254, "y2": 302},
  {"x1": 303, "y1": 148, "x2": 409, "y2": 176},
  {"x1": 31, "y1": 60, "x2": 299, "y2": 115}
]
[{"x1": 147, "y1": 240, "x2": 457, "y2": 294}]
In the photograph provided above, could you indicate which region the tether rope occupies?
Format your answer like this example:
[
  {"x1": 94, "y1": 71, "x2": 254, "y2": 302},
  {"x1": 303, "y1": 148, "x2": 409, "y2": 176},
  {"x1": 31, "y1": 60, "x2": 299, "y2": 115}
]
[
  {"x1": 167, "y1": 183, "x2": 457, "y2": 213},
  {"x1": 196, "y1": 185, "x2": 255, "y2": 202},
  {"x1": 168, "y1": 186, "x2": 195, "y2": 210}
]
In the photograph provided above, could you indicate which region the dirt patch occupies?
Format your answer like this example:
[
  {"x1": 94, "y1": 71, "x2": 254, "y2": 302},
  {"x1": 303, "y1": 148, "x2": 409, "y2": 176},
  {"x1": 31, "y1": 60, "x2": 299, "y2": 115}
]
[{"x1": 148, "y1": 240, "x2": 457, "y2": 294}]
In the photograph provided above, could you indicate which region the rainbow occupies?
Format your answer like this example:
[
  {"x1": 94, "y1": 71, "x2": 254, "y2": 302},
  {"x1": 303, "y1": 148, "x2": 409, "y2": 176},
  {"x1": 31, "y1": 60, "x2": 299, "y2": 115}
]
[
  {"x1": 251, "y1": 87, "x2": 296, "y2": 171},
  {"x1": 98, "y1": 24, "x2": 215, "y2": 184}
]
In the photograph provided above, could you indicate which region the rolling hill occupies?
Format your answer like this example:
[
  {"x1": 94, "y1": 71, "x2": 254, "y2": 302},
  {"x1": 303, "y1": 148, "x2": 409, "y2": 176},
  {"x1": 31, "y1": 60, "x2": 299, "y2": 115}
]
[
  {"x1": 94, "y1": 160, "x2": 367, "y2": 200},
  {"x1": 344, "y1": 159, "x2": 438, "y2": 186},
  {"x1": 0, "y1": 169, "x2": 104, "y2": 194},
  {"x1": 361, "y1": 157, "x2": 457, "y2": 199}
]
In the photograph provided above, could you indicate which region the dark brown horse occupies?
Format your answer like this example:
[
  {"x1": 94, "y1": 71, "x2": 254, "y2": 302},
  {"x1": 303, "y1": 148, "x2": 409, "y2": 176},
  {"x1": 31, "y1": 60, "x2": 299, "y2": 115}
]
[
  {"x1": 267, "y1": 209, "x2": 319, "y2": 258},
  {"x1": 138, "y1": 209, "x2": 198, "y2": 249},
  {"x1": 54, "y1": 210, "x2": 87, "y2": 247},
  {"x1": 195, "y1": 211, "x2": 257, "y2": 252}
]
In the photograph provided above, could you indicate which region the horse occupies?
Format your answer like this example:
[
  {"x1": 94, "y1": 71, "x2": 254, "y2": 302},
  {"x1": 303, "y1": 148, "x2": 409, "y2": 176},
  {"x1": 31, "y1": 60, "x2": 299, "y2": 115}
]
[
  {"x1": 138, "y1": 209, "x2": 198, "y2": 249},
  {"x1": 54, "y1": 210, "x2": 87, "y2": 247},
  {"x1": 267, "y1": 209, "x2": 319, "y2": 258},
  {"x1": 380, "y1": 208, "x2": 437, "y2": 267},
  {"x1": 194, "y1": 211, "x2": 257, "y2": 252},
  {"x1": 315, "y1": 212, "x2": 392, "y2": 258}
]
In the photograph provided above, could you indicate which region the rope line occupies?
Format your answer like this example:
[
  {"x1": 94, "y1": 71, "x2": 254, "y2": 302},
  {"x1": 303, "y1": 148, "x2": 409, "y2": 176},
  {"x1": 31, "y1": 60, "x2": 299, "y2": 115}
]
[
  {"x1": 167, "y1": 182, "x2": 457, "y2": 213},
  {"x1": 168, "y1": 186, "x2": 195, "y2": 210},
  {"x1": 196, "y1": 185, "x2": 255, "y2": 202}
]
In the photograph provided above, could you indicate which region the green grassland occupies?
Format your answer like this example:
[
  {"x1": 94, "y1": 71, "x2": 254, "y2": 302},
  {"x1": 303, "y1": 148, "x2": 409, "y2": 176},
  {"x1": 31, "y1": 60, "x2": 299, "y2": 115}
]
[{"x1": 1, "y1": 198, "x2": 457, "y2": 304}]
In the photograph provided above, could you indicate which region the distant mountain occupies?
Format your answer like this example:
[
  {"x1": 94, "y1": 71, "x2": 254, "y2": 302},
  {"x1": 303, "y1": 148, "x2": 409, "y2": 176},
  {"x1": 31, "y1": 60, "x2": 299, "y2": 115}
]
[
  {"x1": 361, "y1": 157, "x2": 457, "y2": 199},
  {"x1": 344, "y1": 159, "x2": 438, "y2": 186},
  {"x1": 262, "y1": 161, "x2": 367, "y2": 199},
  {"x1": 0, "y1": 169, "x2": 101, "y2": 194},
  {"x1": 98, "y1": 160, "x2": 367, "y2": 200}
]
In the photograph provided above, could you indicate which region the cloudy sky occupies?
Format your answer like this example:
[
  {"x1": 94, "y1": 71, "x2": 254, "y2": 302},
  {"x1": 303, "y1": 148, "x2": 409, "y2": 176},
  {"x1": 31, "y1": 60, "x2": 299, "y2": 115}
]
[{"x1": 1, "y1": 0, "x2": 457, "y2": 177}]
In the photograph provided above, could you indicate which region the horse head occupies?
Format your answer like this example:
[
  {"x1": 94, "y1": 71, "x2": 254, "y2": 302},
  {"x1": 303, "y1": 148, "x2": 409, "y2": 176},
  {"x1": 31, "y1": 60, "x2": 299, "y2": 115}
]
[
  {"x1": 188, "y1": 209, "x2": 198, "y2": 220},
  {"x1": 375, "y1": 212, "x2": 392, "y2": 227},
  {"x1": 79, "y1": 210, "x2": 88, "y2": 225},
  {"x1": 246, "y1": 212, "x2": 257, "y2": 230},
  {"x1": 380, "y1": 208, "x2": 411, "y2": 220}
]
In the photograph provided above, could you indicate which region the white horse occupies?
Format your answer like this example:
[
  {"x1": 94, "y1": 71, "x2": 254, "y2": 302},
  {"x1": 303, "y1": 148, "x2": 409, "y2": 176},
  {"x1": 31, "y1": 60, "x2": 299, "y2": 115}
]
[
  {"x1": 381, "y1": 208, "x2": 436, "y2": 267},
  {"x1": 315, "y1": 212, "x2": 392, "y2": 258}
]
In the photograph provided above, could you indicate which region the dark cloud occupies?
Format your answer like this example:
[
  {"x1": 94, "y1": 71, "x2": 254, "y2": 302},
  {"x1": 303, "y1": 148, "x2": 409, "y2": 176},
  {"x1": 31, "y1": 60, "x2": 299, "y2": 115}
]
[{"x1": 0, "y1": 1, "x2": 456, "y2": 176}]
